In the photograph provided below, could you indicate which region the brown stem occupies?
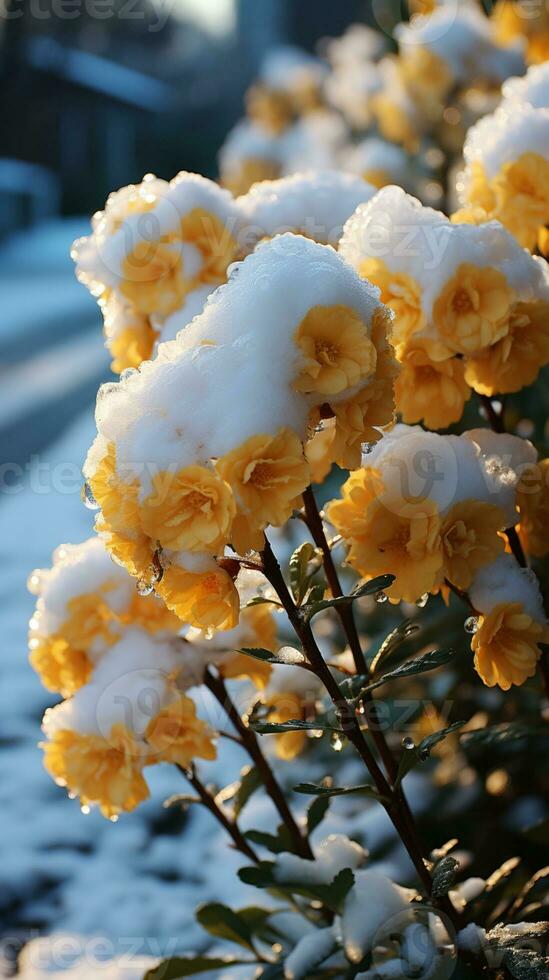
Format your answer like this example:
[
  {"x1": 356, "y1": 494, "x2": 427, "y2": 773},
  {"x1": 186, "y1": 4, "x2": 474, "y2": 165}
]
[
  {"x1": 301, "y1": 488, "x2": 447, "y2": 900},
  {"x1": 261, "y1": 535, "x2": 440, "y2": 899},
  {"x1": 204, "y1": 668, "x2": 313, "y2": 860},
  {"x1": 506, "y1": 526, "x2": 527, "y2": 568},
  {"x1": 179, "y1": 765, "x2": 258, "y2": 864},
  {"x1": 479, "y1": 393, "x2": 504, "y2": 433}
]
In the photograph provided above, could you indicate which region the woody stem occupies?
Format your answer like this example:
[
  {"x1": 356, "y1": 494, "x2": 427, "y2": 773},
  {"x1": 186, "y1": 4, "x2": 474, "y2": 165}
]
[
  {"x1": 302, "y1": 486, "x2": 439, "y2": 882},
  {"x1": 178, "y1": 765, "x2": 258, "y2": 863},
  {"x1": 204, "y1": 668, "x2": 313, "y2": 859},
  {"x1": 260, "y1": 534, "x2": 444, "y2": 902}
]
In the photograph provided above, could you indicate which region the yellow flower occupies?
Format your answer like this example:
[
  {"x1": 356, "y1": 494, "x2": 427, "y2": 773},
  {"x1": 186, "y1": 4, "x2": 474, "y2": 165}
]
[
  {"x1": 305, "y1": 418, "x2": 337, "y2": 485},
  {"x1": 141, "y1": 465, "x2": 235, "y2": 554},
  {"x1": 362, "y1": 169, "x2": 393, "y2": 189},
  {"x1": 120, "y1": 241, "x2": 191, "y2": 317},
  {"x1": 538, "y1": 225, "x2": 549, "y2": 258},
  {"x1": 42, "y1": 724, "x2": 149, "y2": 818},
  {"x1": 370, "y1": 92, "x2": 418, "y2": 150},
  {"x1": 180, "y1": 208, "x2": 238, "y2": 286},
  {"x1": 30, "y1": 638, "x2": 92, "y2": 699},
  {"x1": 463, "y1": 161, "x2": 496, "y2": 215},
  {"x1": 156, "y1": 564, "x2": 240, "y2": 631},
  {"x1": 465, "y1": 301, "x2": 549, "y2": 396},
  {"x1": 265, "y1": 691, "x2": 307, "y2": 760},
  {"x1": 433, "y1": 263, "x2": 513, "y2": 355},
  {"x1": 246, "y1": 84, "x2": 294, "y2": 135},
  {"x1": 472, "y1": 602, "x2": 549, "y2": 690},
  {"x1": 400, "y1": 49, "x2": 453, "y2": 120},
  {"x1": 109, "y1": 321, "x2": 158, "y2": 374},
  {"x1": 219, "y1": 604, "x2": 278, "y2": 689},
  {"x1": 216, "y1": 428, "x2": 310, "y2": 554},
  {"x1": 145, "y1": 694, "x2": 217, "y2": 767},
  {"x1": 395, "y1": 346, "x2": 471, "y2": 430},
  {"x1": 358, "y1": 259, "x2": 425, "y2": 354},
  {"x1": 125, "y1": 592, "x2": 182, "y2": 635},
  {"x1": 89, "y1": 443, "x2": 152, "y2": 579},
  {"x1": 293, "y1": 305, "x2": 377, "y2": 396},
  {"x1": 222, "y1": 159, "x2": 281, "y2": 198},
  {"x1": 517, "y1": 458, "x2": 549, "y2": 558},
  {"x1": 450, "y1": 205, "x2": 491, "y2": 227},
  {"x1": 492, "y1": 153, "x2": 549, "y2": 252},
  {"x1": 441, "y1": 500, "x2": 506, "y2": 591},
  {"x1": 29, "y1": 590, "x2": 118, "y2": 697},
  {"x1": 327, "y1": 472, "x2": 443, "y2": 603},
  {"x1": 330, "y1": 307, "x2": 398, "y2": 469}
]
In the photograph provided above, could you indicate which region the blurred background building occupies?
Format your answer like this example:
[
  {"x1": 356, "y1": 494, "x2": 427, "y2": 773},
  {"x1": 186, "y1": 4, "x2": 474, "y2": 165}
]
[{"x1": 0, "y1": 0, "x2": 367, "y2": 229}]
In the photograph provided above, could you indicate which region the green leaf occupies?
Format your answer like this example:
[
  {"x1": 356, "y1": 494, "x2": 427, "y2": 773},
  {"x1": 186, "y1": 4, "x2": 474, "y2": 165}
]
[
  {"x1": 357, "y1": 648, "x2": 457, "y2": 698},
  {"x1": 431, "y1": 856, "x2": 460, "y2": 898},
  {"x1": 294, "y1": 781, "x2": 384, "y2": 802},
  {"x1": 395, "y1": 721, "x2": 466, "y2": 786},
  {"x1": 298, "y1": 867, "x2": 356, "y2": 913},
  {"x1": 307, "y1": 794, "x2": 331, "y2": 834},
  {"x1": 252, "y1": 718, "x2": 340, "y2": 735},
  {"x1": 460, "y1": 723, "x2": 549, "y2": 748},
  {"x1": 144, "y1": 955, "x2": 249, "y2": 979},
  {"x1": 338, "y1": 674, "x2": 369, "y2": 701},
  {"x1": 238, "y1": 862, "x2": 276, "y2": 890},
  {"x1": 246, "y1": 595, "x2": 283, "y2": 609},
  {"x1": 290, "y1": 541, "x2": 316, "y2": 605},
  {"x1": 305, "y1": 582, "x2": 326, "y2": 605},
  {"x1": 302, "y1": 574, "x2": 395, "y2": 623},
  {"x1": 369, "y1": 619, "x2": 422, "y2": 676},
  {"x1": 246, "y1": 823, "x2": 296, "y2": 855},
  {"x1": 196, "y1": 903, "x2": 258, "y2": 951},
  {"x1": 233, "y1": 766, "x2": 262, "y2": 818},
  {"x1": 240, "y1": 646, "x2": 306, "y2": 666}
]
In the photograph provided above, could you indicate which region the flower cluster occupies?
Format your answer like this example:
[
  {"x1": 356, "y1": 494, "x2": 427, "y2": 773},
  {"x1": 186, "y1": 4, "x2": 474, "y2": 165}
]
[
  {"x1": 28, "y1": 537, "x2": 180, "y2": 697},
  {"x1": 84, "y1": 233, "x2": 395, "y2": 630},
  {"x1": 340, "y1": 186, "x2": 549, "y2": 427},
  {"x1": 456, "y1": 61, "x2": 549, "y2": 251},
  {"x1": 29, "y1": 536, "x2": 286, "y2": 816},
  {"x1": 492, "y1": 0, "x2": 549, "y2": 65},
  {"x1": 327, "y1": 424, "x2": 549, "y2": 688},
  {"x1": 72, "y1": 172, "x2": 244, "y2": 372},
  {"x1": 40, "y1": 626, "x2": 216, "y2": 818}
]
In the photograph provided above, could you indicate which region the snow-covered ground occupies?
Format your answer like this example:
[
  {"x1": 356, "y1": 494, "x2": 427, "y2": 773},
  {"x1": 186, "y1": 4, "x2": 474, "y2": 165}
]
[{"x1": 0, "y1": 220, "x2": 418, "y2": 977}]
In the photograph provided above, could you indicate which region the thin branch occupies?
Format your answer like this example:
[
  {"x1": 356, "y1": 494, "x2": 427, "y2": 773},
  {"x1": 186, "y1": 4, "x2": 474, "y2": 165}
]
[
  {"x1": 178, "y1": 765, "x2": 258, "y2": 864},
  {"x1": 204, "y1": 668, "x2": 314, "y2": 860},
  {"x1": 260, "y1": 534, "x2": 441, "y2": 900}
]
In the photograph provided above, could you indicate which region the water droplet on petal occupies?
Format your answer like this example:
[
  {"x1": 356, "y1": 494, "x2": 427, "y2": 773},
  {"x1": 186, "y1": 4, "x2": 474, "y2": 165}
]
[
  {"x1": 109, "y1": 814, "x2": 119, "y2": 823},
  {"x1": 330, "y1": 732, "x2": 344, "y2": 752},
  {"x1": 82, "y1": 482, "x2": 99, "y2": 511},
  {"x1": 363, "y1": 442, "x2": 375, "y2": 455},
  {"x1": 375, "y1": 590, "x2": 388, "y2": 604},
  {"x1": 27, "y1": 570, "x2": 43, "y2": 594},
  {"x1": 416, "y1": 593, "x2": 429, "y2": 608},
  {"x1": 81, "y1": 804, "x2": 91, "y2": 815},
  {"x1": 464, "y1": 616, "x2": 479, "y2": 635},
  {"x1": 402, "y1": 736, "x2": 415, "y2": 750},
  {"x1": 136, "y1": 578, "x2": 154, "y2": 597}
]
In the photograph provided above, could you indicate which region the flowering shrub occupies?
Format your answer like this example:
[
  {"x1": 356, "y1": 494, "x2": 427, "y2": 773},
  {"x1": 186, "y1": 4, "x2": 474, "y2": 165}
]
[{"x1": 26, "y1": 5, "x2": 549, "y2": 979}]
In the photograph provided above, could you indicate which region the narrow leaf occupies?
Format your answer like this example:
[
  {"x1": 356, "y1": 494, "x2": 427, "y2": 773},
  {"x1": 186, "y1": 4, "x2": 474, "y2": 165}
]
[
  {"x1": 240, "y1": 646, "x2": 306, "y2": 666},
  {"x1": 431, "y1": 856, "x2": 460, "y2": 898},
  {"x1": 233, "y1": 766, "x2": 262, "y2": 818},
  {"x1": 290, "y1": 541, "x2": 316, "y2": 605},
  {"x1": 307, "y1": 794, "x2": 331, "y2": 834},
  {"x1": 358, "y1": 648, "x2": 457, "y2": 698},
  {"x1": 396, "y1": 721, "x2": 466, "y2": 786},
  {"x1": 144, "y1": 955, "x2": 249, "y2": 979},
  {"x1": 196, "y1": 903, "x2": 256, "y2": 951},
  {"x1": 369, "y1": 619, "x2": 422, "y2": 676},
  {"x1": 252, "y1": 718, "x2": 340, "y2": 735},
  {"x1": 294, "y1": 781, "x2": 384, "y2": 801},
  {"x1": 302, "y1": 574, "x2": 395, "y2": 623}
]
